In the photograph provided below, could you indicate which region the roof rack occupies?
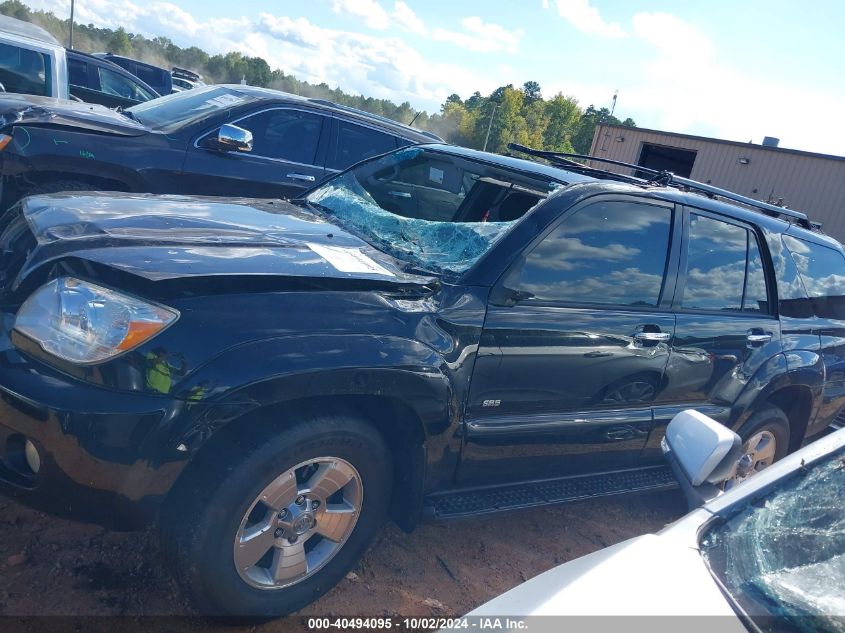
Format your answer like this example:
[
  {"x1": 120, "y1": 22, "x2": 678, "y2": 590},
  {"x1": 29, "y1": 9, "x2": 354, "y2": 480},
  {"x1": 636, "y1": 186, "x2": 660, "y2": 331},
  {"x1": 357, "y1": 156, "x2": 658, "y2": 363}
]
[
  {"x1": 507, "y1": 143, "x2": 818, "y2": 231},
  {"x1": 172, "y1": 66, "x2": 202, "y2": 81}
]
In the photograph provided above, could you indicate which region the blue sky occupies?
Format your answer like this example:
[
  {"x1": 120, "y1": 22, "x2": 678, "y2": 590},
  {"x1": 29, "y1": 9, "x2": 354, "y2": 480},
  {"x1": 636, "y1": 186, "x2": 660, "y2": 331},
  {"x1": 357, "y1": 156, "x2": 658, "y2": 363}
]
[{"x1": 27, "y1": 0, "x2": 845, "y2": 155}]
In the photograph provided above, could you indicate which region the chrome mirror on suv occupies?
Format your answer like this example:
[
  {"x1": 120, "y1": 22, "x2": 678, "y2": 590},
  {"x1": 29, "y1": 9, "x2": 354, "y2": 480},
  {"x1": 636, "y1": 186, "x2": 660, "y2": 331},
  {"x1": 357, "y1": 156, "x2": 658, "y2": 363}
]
[{"x1": 217, "y1": 124, "x2": 253, "y2": 152}]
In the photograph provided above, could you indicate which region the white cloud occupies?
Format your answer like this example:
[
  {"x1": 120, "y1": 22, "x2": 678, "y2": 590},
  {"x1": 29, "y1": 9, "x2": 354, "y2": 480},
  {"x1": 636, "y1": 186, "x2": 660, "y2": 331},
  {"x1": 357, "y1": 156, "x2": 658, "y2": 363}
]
[
  {"x1": 23, "y1": 0, "x2": 501, "y2": 111},
  {"x1": 621, "y1": 11, "x2": 845, "y2": 154},
  {"x1": 392, "y1": 1, "x2": 427, "y2": 36},
  {"x1": 546, "y1": 0, "x2": 626, "y2": 39},
  {"x1": 330, "y1": 0, "x2": 390, "y2": 30},
  {"x1": 432, "y1": 17, "x2": 524, "y2": 54},
  {"x1": 631, "y1": 11, "x2": 712, "y2": 59},
  {"x1": 330, "y1": 0, "x2": 427, "y2": 36},
  {"x1": 544, "y1": 9, "x2": 845, "y2": 155},
  {"x1": 255, "y1": 13, "x2": 494, "y2": 108}
]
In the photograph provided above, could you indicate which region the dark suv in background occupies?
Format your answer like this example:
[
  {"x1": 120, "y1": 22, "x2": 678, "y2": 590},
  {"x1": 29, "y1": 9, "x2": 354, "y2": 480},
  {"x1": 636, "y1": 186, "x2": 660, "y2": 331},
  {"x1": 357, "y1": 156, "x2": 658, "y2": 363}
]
[
  {"x1": 67, "y1": 49, "x2": 159, "y2": 108},
  {"x1": 0, "y1": 142, "x2": 841, "y2": 617},
  {"x1": 94, "y1": 52, "x2": 173, "y2": 96},
  {"x1": 0, "y1": 84, "x2": 440, "y2": 208}
]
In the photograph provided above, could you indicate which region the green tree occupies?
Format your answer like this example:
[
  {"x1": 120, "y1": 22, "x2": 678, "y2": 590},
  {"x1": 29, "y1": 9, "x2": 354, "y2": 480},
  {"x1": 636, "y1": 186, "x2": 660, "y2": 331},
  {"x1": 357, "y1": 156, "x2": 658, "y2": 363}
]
[
  {"x1": 542, "y1": 93, "x2": 581, "y2": 152},
  {"x1": 107, "y1": 27, "x2": 132, "y2": 55},
  {"x1": 522, "y1": 80, "x2": 542, "y2": 106},
  {"x1": 0, "y1": 0, "x2": 30, "y2": 20},
  {"x1": 0, "y1": 0, "x2": 643, "y2": 152}
]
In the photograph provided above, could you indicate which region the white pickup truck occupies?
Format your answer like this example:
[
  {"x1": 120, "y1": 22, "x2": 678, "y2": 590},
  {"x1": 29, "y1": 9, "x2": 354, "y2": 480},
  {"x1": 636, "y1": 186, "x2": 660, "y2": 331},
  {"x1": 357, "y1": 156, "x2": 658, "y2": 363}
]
[
  {"x1": 0, "y1": 14, "x2": 158, "y2": 108},
  {"x1": 0, "y1": 13, "x2": 68, "y2": 99}
]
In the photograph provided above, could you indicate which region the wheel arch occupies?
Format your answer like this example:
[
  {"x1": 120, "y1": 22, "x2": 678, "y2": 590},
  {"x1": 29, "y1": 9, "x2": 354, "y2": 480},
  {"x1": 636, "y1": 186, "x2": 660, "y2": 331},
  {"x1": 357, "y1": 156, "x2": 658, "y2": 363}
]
[
  {"x1": 732, "y1": 351, "x2": 822, "y2": 452},
  {"x1": 18, "y1": 169, "x2": 135, "y2": 193},
  {"x1": 763, "y1": 385, "x2": 815, "y2": 452},
  {"x1": 165, "y1": 392, "x2": 433, "y2": 534}
]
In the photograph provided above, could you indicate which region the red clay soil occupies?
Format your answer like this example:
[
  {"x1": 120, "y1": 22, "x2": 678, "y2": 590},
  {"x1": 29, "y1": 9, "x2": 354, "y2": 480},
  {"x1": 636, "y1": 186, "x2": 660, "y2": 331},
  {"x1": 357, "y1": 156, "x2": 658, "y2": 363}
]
[{"x1": 0, "y1": 488, "x2": 686, "y2": 631}]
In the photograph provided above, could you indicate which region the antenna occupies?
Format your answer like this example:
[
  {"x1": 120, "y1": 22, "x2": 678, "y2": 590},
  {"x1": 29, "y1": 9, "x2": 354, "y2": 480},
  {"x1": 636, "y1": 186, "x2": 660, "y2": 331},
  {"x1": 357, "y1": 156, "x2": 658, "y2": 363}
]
[{"x1": 610, "y1": 90, "x2": 618, "y2": 118}]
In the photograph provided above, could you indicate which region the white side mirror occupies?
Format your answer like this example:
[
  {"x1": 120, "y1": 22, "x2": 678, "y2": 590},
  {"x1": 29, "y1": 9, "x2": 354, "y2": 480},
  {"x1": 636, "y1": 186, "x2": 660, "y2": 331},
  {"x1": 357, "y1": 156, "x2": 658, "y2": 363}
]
[{"x1": 664, "y1": 410, "x2": 742, "y2": 486}]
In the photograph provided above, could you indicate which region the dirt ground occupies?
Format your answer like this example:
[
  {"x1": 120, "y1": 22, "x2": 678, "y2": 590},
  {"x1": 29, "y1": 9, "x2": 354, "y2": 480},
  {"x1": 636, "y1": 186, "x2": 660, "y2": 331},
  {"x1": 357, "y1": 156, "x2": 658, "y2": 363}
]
[{"x1": 0, "y1": 487, "x2": 686, "y2": 630}]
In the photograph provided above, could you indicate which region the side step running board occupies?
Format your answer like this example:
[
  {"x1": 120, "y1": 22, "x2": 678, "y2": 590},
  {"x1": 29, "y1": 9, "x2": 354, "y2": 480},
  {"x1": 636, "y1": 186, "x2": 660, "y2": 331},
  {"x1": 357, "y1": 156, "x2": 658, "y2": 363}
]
[{"x1": 424, "y1": 466, "x2": 676, "y2": 519}]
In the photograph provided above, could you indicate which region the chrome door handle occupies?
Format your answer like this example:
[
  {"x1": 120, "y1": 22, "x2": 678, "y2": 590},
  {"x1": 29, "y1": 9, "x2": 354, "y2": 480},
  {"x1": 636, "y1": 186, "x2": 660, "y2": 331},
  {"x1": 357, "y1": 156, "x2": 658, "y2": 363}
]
[
  {"x1": 388, "y1": 191, "x2": 412, "y2": 198},
  {"x1": 633, "y1": 332, "x2": 671, "y2": 342},
  {"x1": 746, "y1": 332, "x2": 772, "y2": 344},
  {"x1": 286, "y1": 173, "x2": 316, "y2": 182}
]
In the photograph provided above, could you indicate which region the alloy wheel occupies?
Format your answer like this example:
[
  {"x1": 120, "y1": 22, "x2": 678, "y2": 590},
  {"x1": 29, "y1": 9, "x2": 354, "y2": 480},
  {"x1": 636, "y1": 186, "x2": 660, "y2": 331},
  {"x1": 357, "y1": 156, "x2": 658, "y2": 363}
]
[
  {"x1": 233, "y1": 457, "x2": 363, "y2": 589},
  {"x1": 724, "y1": 429, "x2": 777, "y2": 489}
]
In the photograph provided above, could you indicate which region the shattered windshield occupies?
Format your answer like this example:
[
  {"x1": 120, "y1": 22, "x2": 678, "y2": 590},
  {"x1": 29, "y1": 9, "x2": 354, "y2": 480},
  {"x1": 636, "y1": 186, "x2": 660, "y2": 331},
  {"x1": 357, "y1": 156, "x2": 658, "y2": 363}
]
[
  {"x1": 701, "y1": 448, "x2": 845, "y2": 631},
  {"x1": 305, "y1": 147, "x2": 559, "y2": 274}
]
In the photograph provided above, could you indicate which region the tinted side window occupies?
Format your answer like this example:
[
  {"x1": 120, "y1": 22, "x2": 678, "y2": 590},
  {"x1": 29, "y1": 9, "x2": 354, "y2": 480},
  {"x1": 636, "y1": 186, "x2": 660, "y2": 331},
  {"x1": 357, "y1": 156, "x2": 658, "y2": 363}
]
[
  {"x1": 0, "y1": 42, "x2": 51, "y2": 96},
  {"x1": 508, "y1": 201, "x2": 672, "y2": 307},
  {"x1": 237, "y1": 109, "x2": 324, "y2": 164},
  {"x1": 783, "y1": 235, "x2": 845, "y2": 319},
  {"x1": 329, "y1": 121, "x2": 397, "y2": 170},
  {"x1": 134, "y1": 65, "x2": 164, "y2": 91},
  {"x1": 97, "y1": 67, "x2": 156, "y2": 102},
  {"x1": 767, "y1": 233, "x2": 812, "y2": 318},
  {"x1": 682, "y1": 214, "x2": 748, "y2": 311},
  {"x1": 743, "y1": 235, "x2": 769, "y2": 313},
  {"x1": 68, "y1": 57, "x2": 89, "y2": 87}
]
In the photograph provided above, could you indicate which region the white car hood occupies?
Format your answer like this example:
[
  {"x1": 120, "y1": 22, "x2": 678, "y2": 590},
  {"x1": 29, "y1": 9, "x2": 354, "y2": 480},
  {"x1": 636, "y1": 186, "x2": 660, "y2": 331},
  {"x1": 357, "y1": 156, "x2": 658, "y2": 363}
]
[{"x1": 470, "y1": 511, "x2": 741, "y2": 623}]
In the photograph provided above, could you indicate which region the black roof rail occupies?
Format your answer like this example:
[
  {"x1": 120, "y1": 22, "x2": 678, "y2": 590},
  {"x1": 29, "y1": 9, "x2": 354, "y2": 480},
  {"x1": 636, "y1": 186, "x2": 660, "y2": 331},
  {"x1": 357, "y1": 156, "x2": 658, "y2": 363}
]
[
  {"x1": 307, "y1": 98, "x2": 443, "y2": 141},
  {"x1": 507, "y1": 143, "x2": 818, "y2": 230}
]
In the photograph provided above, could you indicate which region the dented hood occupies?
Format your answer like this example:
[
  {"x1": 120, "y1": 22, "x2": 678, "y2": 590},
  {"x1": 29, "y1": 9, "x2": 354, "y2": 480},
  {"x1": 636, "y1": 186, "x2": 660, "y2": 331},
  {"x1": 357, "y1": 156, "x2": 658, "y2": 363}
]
[
  {"x1": 0, "y1": 93, "x2": 148, "y2": 136},
  {"x1": 14, "y1": 192, "x2": 436, "y2": 288}
]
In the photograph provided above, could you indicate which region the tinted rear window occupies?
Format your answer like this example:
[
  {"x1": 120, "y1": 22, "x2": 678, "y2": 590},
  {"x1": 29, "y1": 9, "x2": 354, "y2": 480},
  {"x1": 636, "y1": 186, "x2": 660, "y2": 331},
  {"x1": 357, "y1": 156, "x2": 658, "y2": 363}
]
[
  {"x1": 330, "y1": 121, "x2": 397, "y2": 170},
  {"x1": 783, "y1": 235, "x2": 845, "y2": 320},
  {"x1": 134, "y1": 64, "x2": 166, "y2": 90},
  {"x1": 681, "y1": 214, "x2": 771, "y2": 314}
]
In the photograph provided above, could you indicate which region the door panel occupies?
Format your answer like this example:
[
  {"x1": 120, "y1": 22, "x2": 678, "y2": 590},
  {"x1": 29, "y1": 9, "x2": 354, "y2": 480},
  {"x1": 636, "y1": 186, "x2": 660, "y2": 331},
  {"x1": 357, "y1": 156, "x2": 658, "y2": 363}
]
[
  {"x1": 643, "y1": 209, "x2": 784, "y2": 462},
  {"x1": 460, "y1": 306, "x2": 674, "y2": 484},
  {"x1": 182, "y1": 108, "x2": 328, "y2": 198},
  {"x1": 642, "y1": 314, "x2": 782, "y2": 463},
  {"x1": 460, "y1": 198, "x2": 679, "y2": 486}
]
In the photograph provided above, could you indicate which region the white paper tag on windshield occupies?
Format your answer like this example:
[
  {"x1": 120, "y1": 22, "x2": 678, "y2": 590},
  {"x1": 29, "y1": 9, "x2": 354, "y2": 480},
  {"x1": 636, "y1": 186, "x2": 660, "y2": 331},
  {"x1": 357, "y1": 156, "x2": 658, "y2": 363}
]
[
  {"x1": 205, "y1": 94, "x2": 245, "y2": 107},
  {"x1": 307, "y1": 243, "x2": 395, "y2": 277}
]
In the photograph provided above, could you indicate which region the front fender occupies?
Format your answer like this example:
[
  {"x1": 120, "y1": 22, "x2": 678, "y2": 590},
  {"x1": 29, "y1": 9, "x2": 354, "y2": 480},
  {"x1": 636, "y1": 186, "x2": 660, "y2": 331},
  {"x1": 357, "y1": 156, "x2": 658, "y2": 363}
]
[{"x1": 166, "y1": 333, "x2": 457, "y2": 448}]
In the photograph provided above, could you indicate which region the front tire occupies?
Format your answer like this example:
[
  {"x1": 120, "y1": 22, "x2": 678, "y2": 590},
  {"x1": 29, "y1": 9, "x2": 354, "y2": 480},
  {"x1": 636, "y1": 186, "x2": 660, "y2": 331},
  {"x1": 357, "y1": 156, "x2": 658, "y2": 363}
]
[{"x1": 160, "y1": 412, "x2": 392, "y2": 617}]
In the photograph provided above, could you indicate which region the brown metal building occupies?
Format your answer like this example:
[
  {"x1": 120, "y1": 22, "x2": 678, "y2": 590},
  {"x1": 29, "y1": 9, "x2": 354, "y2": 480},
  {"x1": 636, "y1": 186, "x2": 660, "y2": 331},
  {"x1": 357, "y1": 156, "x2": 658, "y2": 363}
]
[{"x1": 588, "y1": 124, "x2": 845, "y2": 241}]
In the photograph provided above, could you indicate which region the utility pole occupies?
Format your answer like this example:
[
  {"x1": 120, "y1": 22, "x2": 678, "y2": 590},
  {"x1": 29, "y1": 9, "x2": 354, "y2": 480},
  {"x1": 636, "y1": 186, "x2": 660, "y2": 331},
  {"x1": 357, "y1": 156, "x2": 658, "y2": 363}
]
[
  {"x1": 483, "y1": 102, "x2": 499, "y2": 152},
  {"x1": 610, "y1": 89, "x2": 618, "y2": 118},
  {"x1": 68, "y1": 0, "x2": 75, "y2": 49}
]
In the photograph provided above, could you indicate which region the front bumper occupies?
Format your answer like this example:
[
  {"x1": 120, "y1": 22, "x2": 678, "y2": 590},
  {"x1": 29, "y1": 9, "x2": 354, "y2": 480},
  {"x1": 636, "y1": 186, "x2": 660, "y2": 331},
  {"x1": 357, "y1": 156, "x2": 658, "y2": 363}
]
[{"x1": 0, "y1": 320, "x2": 193, "y2": 528}]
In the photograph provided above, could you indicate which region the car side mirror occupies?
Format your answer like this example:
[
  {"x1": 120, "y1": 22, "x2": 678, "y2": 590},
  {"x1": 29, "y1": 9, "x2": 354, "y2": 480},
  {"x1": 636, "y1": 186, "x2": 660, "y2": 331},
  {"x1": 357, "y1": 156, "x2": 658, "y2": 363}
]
[
  {"x1": 216, "y1": 124, "x2": 253, "y2": 152},
  {"x1": 661, "y1": 409, "x2": 742, "y2": 509}
]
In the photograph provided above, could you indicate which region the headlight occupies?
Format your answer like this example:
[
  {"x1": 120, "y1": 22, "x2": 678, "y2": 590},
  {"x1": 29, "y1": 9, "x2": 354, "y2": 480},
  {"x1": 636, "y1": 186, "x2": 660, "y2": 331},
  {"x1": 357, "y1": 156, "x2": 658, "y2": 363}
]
[{"x1": 14, "y1": 277, "x2": 178, "y2": 364}]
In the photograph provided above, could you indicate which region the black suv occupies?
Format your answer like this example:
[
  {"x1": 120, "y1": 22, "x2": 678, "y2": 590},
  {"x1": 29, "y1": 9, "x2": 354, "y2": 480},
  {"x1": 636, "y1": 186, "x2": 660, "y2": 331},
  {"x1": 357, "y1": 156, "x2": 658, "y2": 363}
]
[
  {"x1": 93, "y1": 52, "x2": 173, "y2": 96},
  {"x1": 0, "y1": 84, "x2": 439, "y2": 208},
  {"x1": 67, "y1": 49, "x2": 160, "y2": 109},
  {"x1": 0, "y1": 143, "x2": 841, "y2": 616}
]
